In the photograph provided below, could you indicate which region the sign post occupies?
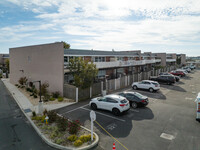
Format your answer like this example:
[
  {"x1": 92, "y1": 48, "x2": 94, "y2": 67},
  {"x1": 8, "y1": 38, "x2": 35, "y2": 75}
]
[{"x1": 90, "y1": 110, "x2": 96, "y2": 141}]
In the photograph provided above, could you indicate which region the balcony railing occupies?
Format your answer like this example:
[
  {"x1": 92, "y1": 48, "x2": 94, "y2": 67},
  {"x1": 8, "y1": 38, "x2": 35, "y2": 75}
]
[
  {"x1": 166, "y1": 59, "x2": 176, "y2": 62},
  {"x1": 64, "y1": 59, "x2": 162, "y2": 69}
]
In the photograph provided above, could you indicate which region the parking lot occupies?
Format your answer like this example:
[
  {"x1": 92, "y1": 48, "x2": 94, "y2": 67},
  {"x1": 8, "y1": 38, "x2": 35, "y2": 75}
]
[{"x1": 56, "y1": 70, "x2": 200, "y2": 150}]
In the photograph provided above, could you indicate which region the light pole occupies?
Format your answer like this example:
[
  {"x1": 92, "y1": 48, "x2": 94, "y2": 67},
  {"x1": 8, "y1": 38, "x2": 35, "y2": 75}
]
[{"x1": 29, "y1": 80, "x2": 43, "y2": 114}]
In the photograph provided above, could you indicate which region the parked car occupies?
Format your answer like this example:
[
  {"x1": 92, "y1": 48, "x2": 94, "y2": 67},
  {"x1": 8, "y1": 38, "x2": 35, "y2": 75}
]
[
  {"x1": 176, "y1": 69, "x2": 188, "y2": 74},
  {"x1": 189, "y1": 65, "x2": 196, "y2": 70},
  {"x1": 132, "y1": 80, "x2": 160, "y2": 92},
  {"x1": 89, "y1": 94, "x2": 130, "y2": 116},
  {"x1": 149, "y1": 75, "x2": 176, "y2": 85},
  {"x1": 170, "y1": 70, "x2": 186, "y2": 77},
  {"x1": 182, "y1": 67, "x2": 191, "y2": 73},
  {"x1": 118, "y1": 92, "x2": 148, "y2": 108},
  {"x1": 159, "y1": 72, "x2": 180, "y2": 82}
]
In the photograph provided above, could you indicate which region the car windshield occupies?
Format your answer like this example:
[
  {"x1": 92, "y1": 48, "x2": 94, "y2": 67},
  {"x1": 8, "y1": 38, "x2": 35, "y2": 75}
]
[
  {"x1": 134, "y1": 92, "x2": 144, "y2": 98},
  {"x1": 120, "y1": 99, "x2": 127, "y2": 104}
]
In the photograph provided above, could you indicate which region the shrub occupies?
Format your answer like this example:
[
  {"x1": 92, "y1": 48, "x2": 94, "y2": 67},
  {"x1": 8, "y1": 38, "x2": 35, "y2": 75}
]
[
  {"x1": 50, "y1": 130, "x2": 58, "y2": 139},
  {"x1": 43, "y1": 109, "x2": 48, "y2": 116},
  {"x1": 57, "y1": 116, "x2": 68, "y2": 131},
  {"x1": 68, "y1": 120, "x2": 81, "y2": 134},
  {"x1": 43, "y1": 93, "x2": 50, "y2": 102},
  {"x1": 67, "y1": 135, "x2": 78, "y2": 142},
  {"x1": 52, "y1": 91, "x2": 60, "y2": 98},
  {"x1": 74, "y1": 140, "x2": 83, "y2": 147},
  {"x1": 15, "y1": 84, "x2": 18, "y2": 86},
  {"x1": 49, "y1": 97, "x2": 55, "y2": 101},
  {"x1": 47, "y1": 111, "x2": 57, "y2": 123},
  {"x1": 18, "y1": 77, "x2": 27, "y2": 85},
  {"x1": 58, "y1": 97, "x2": 64, "y2": 102},
  {"x1": 41, "y1": 82, "x2": 49, "y2": 96},
  {"x1": 79, "y1": 134, "x2": 95, "y2": 142},
  {"x1": 26, "y1": 87, "x2": 31, "y2": 92},
  {"x1": 33, "y1": 94, "x2": 38, "y2": 98},
  {"x1": 32, "y1": 115, "x2": 46, "y2": 123},
  {"x1": 32, "y1": 111, "x2": 36, "y2": 117},
  {"x1": 55, "y1": 138, "x2": 64, "y2": 145}
]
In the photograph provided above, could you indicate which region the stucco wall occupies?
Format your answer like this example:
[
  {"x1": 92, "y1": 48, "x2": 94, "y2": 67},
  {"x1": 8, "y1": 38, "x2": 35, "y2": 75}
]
[
  {"x1": 156, "y1": 53, "x2": 166, "y2": 66},
  {"x1": 181, "y1": 54, "x2": 186, "y2": 65},
  {"x1": 9, "y1": 42, "x2": 64, "y2": 96}
]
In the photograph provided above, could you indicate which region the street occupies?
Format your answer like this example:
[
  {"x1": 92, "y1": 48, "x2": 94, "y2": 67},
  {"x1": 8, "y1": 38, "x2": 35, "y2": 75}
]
[{"x1": 0, "y1": 80, "x2": 55, "y2": 150}]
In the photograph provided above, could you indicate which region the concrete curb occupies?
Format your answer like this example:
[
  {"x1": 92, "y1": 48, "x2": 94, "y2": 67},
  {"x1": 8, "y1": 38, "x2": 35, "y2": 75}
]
[{"x1": 2, "y1": 79, "x2": 99, "y2": 150}]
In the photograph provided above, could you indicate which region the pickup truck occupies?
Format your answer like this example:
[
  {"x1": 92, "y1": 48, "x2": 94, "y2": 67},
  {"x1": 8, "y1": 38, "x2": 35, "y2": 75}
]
[{"x1": 149, "y1": 75, "x2": 176, "y2": 85}]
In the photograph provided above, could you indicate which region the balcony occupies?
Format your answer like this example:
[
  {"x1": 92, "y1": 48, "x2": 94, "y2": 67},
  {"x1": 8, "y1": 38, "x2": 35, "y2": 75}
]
[
  {"x1": 93, "y1": 59, "x2": 161, "y2": 69},
  {"x1": 166, "y1": 59, "x2": 176, "y2": 62}
]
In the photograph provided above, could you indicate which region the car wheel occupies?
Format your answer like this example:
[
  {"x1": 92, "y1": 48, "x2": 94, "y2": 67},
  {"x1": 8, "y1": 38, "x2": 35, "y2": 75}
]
[
  {"x1": 91, "y1": 103, "x2": 97, "y2": 110},
  {"x1": 112, "y1": 108, "x2": 120, "y2": 116},
  {"x1": 131, "y1": 102, "x2": 137, "y2": 109},
  {"x1": 149, "y1": 88, "x2": 154, "y2": 93},
  {"x1": 133, "y1": 85, "x2": 137, "y2": 90}
]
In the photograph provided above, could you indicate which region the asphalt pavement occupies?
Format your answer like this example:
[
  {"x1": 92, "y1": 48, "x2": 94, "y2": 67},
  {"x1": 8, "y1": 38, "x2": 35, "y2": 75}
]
[
  {"x1": 0, "y1": 80, "x2": 55, "y2": 150},
  {"x1": 56, "y1": 70, "x2": 200, "y2": 150}
]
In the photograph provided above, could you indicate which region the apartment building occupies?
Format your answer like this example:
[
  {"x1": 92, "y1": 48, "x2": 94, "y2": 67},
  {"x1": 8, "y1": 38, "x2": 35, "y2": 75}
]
[
  {"x1": 64, "y1": 49, "x2": 162, "y2": 83},
  {"x1": 0, "y1": 54, "x2": 9, "y2": 66},
  {"x1": 9, "y1": 42, "x2": 184, "y2": 95}
]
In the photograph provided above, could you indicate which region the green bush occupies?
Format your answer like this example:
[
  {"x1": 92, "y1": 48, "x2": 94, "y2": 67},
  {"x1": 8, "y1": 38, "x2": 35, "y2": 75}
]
[
  {"x1": 32, "y1": 111, "x2": 36, "y2": 117},
  {"x1": 43, "y1": 93, "x2": 50, "y2": 102},
  {"x1": 31, "y1": 115, "x2": 45, "y2": 123},
  {"x1": 52, "y1": 91, "x2": 60, "y2": 98},
  {"x1": 79, "y1": 134, "x2": 96, "y2": 142},
  {"x1": 67, "y1": 135, "x2": 78, "y2": 142},
  {"x1": 15, "y1": 84, "x2": 18, "y2": 86},
  {"x1": 68, "y1": 120, "x2": 81, "y2": 134},
  {"x1": 58, "y1": 97, "x2": 64, "y2": 102},
  {"x1": 18, "y1": 77, "x2": 27, "y2": 85},
  {"x1": 57, "y1": 116, "x2": 68, "y2": 131},
  {"x1": 55, "y1": 138, "x2": 64, "y2": 145},
  {"x1": 74, "y1": 140, "x2": 83, "y2": 147},
  {"x1": 33, "y1": 94, "x2": 38, "y2": 98},
  {"x1": 26, "y1": 87, "x2": 31, "y2": 92},
  {"x1": 43, "y1": 109, "x2": 48, "y2": 116},
  {"x1": 50, "y1": 130, "x2": 58, "y2": 139},
  {"x1": 47, "y1": 111, "x2": 58, "y2": 123},
  {"x1": 49, "y1": 97, "x2": 55, "y2": 101}
]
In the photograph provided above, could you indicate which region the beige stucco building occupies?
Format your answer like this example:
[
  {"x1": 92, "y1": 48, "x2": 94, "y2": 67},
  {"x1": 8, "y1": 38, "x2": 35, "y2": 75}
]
[{"x1": 9, "y1": 42, "x2": 64, "y2": 95}]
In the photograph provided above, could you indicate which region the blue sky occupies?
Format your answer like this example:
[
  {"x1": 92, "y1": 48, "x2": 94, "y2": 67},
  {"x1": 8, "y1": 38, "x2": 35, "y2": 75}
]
[{"x1": 0, "y1": 0, "x2": 200, "y2": 56}]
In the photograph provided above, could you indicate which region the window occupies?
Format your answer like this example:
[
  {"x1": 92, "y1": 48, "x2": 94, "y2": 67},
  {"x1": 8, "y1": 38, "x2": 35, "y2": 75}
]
[
  {"x1": 144, "y1": 82, "x2": 150, "y2": 84},
  {"x1": 119, "y1": 93, "x2": 124, "y2": 97},
  {"x1": 106, "y1": 98, "x2": 118, "y2": 103}
]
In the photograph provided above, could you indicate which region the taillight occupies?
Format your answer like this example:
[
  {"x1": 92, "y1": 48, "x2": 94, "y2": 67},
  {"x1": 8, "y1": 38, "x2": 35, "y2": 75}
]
[
  {"x1": 119, "y1": 104, "x2": 125, "y2": 107},
  {"x1": 155, "y1": 85, "x2": 158, "y2": 87},
  {"x1": 141, "y1": 100, "x2": 146, "y2": 103}
]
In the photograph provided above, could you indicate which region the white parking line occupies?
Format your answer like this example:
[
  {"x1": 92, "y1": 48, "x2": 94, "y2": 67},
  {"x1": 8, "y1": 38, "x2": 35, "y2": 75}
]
[
  {"x1": 80, "y1": 107, "x2": 126, "y2": 122},
  {"x1": 61, "y1": 104, "x2": 89, "y2": 115}
]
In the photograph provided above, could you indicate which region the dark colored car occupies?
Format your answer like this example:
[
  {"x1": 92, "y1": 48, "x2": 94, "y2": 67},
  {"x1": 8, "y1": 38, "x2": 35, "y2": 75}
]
[
  {"x1": 118, "y1": 92, "x2": 148, "y2": 108},
  {"x1": 150, "y1": 75, "x2": 176, "y2": 85},
  {"x1": 159, "y1": 72, "x2": 180, "y2": 82},
  {"x1": 170, "y1": 70, "x2": 185, "y2": 77}
]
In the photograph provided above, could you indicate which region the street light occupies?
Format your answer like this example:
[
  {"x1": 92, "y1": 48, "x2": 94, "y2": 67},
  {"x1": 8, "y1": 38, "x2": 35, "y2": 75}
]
[{"x1": 29, "y1": 80, "x2": 43, "y2": 114}]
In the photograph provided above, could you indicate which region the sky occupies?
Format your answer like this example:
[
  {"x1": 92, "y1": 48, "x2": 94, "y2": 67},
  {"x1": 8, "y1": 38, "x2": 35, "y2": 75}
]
[{"x1": 0, "y1": 0, "x2": 200, "y2": 56}]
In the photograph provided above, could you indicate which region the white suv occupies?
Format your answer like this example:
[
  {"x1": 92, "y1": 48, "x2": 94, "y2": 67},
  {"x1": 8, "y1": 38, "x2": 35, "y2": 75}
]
[
  {"x1": 89, "y1": 95, "x2": 130, "y2": 116},
  {"x1": 132, "y1": 80, "x2": 160, "y2": 92}
]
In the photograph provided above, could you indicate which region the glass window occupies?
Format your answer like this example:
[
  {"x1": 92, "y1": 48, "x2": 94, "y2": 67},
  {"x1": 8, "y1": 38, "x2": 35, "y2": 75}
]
[{"x1": 106, "y1": 98, "x2": 118, "y2": 103}]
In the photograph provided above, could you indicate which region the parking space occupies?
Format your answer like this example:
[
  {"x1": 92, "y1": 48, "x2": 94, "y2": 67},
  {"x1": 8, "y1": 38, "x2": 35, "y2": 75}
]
[{"x1": 56, "y1": 69, "x2": 200, "y2": 150}]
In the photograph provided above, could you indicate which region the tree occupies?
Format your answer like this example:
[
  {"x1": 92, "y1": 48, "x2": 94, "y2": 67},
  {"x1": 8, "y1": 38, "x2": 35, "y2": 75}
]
[
  {"x1": 5, "y1": 59, "x2": 9, "y2": 73},
  {"x1": 62, "y1": 41, "x2": 70, "y2": 49},
  {"x1": 69, "y1": 57, "x2": 98, "y2": 89}
]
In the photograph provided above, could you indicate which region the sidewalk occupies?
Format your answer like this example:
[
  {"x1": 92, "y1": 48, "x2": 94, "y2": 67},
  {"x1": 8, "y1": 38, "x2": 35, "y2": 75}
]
[{"x1": 2, "y1": 79, "x2": 75, "y2": 116}]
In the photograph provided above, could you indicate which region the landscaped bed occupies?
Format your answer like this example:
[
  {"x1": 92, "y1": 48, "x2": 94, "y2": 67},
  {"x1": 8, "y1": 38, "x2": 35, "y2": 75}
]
[{"x1": 32, "y1": 110, "x2": 96, "y2": 148}]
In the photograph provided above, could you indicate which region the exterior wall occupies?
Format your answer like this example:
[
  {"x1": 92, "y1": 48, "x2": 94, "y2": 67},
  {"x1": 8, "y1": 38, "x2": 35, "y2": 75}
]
[
  {"x1": 155, "y1": 53, "x2": 166, "y2": 66},
  {"x1": 181, "y1": 54, "x2": 186, "y2": 65},
  {"x1": 0, "y1": 54, "x2": 3, "y2": 64},
  {"x1": 9, "y1": 42, "x2": 64, "y2": 96}
]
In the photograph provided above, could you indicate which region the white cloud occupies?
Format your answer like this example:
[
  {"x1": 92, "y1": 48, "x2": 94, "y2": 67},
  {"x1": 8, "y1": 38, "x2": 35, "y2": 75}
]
[{"x1": 2, "y1": 0, "x2": 200, "y2": 55}]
